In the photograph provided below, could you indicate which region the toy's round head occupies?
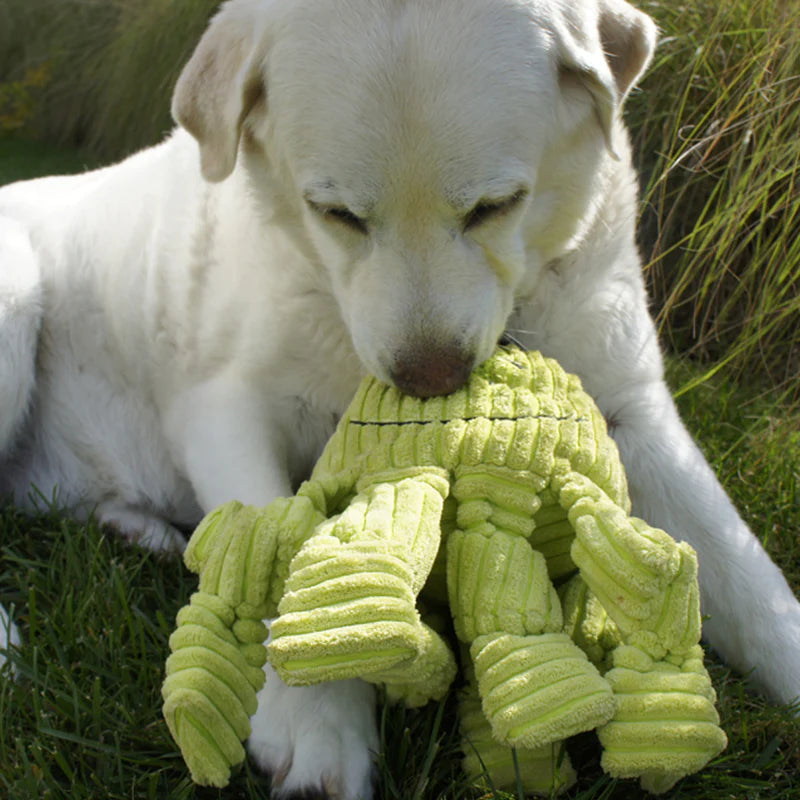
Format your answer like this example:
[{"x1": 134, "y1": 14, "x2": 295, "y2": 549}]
[
  {"x1": 347, "y1": 344, "x2": 582, "y2": 424},
  {"x1": 312, "y1": 345, "x2": 625, "y2": 498}
]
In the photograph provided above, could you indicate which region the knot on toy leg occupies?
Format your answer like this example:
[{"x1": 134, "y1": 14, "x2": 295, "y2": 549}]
[
  {"x1": 268, "y1": 535, "x2": 424, "y2": 683},
  {"x1": 562, "y1": 477, "x2": 702, "y2": 653},
  {"x1": 187, "y1": 496, "x2": 323, "y2": 618},
  {"x1": 161, "y1": 592, "x2": 268, "y2": 787},
  {"x1": 459, "y1": 668, "x2": 576, "y2": 796},
  {"x1": 269, "y1": 476, "x2": 446, "y2": 687},
  {"x1": 471, "y1": 632, "x2": 616, "y2": 750},
  {"x1": 446, "y1": 529, "x2": 563, "y2": 641},
  {"x1": 363, "y1": 621, "x2": 457, "y2": 706},
  {"x1": 598, "y1": 641, "x2": 728, "y2": 794}
]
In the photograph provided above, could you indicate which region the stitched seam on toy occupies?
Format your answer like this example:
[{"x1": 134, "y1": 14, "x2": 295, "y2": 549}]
[{"x1": 349, "y1": 414, "x2": 585, "y2": 426}]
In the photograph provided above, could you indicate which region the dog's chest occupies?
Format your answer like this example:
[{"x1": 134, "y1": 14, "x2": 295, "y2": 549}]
[
  {"x1": 284, "y1": 395, "x2": 341, "y2": 490},
  {"x1": 273, "y1": 325, "x2": 366, "y2": 488}
]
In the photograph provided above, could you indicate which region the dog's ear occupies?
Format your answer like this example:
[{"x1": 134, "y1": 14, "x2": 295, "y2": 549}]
[
  {"x1": 551, "y1": 0, "x2": 657, "y2": 155},
  {"x1": 172, "y1": 2, "x2": 269, "y2": 182},
  {"x1": 597, "y1": 0, "x2": 658, "y2": 100}
]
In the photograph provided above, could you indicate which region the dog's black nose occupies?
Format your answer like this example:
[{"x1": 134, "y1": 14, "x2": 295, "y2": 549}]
[{"x1": 390, "y1": 346, "x2": 474, "y2": 397}]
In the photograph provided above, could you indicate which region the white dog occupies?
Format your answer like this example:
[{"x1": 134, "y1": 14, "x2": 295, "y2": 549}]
[{"x1": 1, "y1": 0, "x2": 798, "y2": 796}]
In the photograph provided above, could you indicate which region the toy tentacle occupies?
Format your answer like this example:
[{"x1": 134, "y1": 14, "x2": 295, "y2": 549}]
[
  {"x1": 448, "y1": 465, "x2": 557, "y2": 640},
  {"x1": 467, "y1": 628, "x2": 616, "y2": 751},
  {"x1": 185, "y1": 495, "x2": 325, "y2": 619},
  {"x1": 446, "y1": 472, "x2": 615, "y2": 751},
  {"x1": 558, "y1": 570, "x2": 727, "y2": 791},
  {"x1": 557, "y1": 471, "x2": 702, "y2": 653},
  {"x1": 268, "y1": 472, "x2": 456, "y2": 698},
  {"x1": 163, "y1": 495, "x2": 324, "y2": 788},
  {"x1": 555, "y1": 472, "x2": 727, "y2": 790},
  {"x1": 447, "y1": 525, "x2": 561, "y2": 641},
  {"x1": 458, "y1": 660, "x2": 577, "y2": 796},
  {"x1": 597, "y1": 642, "x2": 728, "y2": 794},
  {"x1": 161, "y1": 591, "x2": 268, "y2": 787}
]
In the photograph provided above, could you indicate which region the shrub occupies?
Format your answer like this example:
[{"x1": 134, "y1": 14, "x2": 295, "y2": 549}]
[{"x1": 0, "y1": 64, "x2": 50, "y2": 133}]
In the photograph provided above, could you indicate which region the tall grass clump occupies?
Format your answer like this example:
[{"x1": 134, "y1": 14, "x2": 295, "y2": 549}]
[
  {"x1": 629, "y1": 0, "x2": 800, "y2": 394},
  {"x1": 0, "y1": 0, "x2": 221, "y2": 159}
]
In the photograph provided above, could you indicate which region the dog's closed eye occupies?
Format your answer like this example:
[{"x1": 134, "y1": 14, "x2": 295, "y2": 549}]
[
  {"x1": 306, "y1": 200, "x2": 369, "y2": 235},
  {"x1": 463, "y1": 189, "x2": 528, "y2": 232}
]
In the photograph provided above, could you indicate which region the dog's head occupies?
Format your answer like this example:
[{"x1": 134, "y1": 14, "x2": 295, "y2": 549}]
[{"x1": 173, "y1": 0, "x2": 656, "y2": 397}]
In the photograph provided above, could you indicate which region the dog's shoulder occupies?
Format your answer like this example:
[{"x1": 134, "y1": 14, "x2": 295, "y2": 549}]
[{"x1": 0, "y1": 129, "x2": 200, "y2": 229}]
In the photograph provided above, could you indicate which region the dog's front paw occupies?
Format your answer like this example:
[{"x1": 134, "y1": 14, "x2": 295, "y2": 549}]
[
  {"x1": 95, "y1": 503, "x2": 187, "y2": 554},
  {"x1": 248, "y1": 665, "x2": 378, "y2": 799},
  {"x1": 0, "y1": 604, "x2": 21, "y2": 674}
]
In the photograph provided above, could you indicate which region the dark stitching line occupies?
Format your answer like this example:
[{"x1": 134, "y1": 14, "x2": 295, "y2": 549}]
[{"x1": 349, "y1": 414, "x2": 585, "y2": 427}]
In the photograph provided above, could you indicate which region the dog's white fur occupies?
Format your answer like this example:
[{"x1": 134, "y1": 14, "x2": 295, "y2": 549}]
[{"x1": 1, "y1": 0, "x2": 798, "y2": 795}]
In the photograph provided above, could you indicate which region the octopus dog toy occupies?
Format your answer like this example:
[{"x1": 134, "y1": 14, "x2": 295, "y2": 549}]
[{"x1": 162, "y1": 345, "x2": 727, "y2": 793}]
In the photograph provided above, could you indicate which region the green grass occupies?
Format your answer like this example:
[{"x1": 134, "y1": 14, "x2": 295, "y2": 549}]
[
  {"x1": 0, "y1": 0, "x2": 221, "y2": 158},
  {"x1": 629, "y1": 0, "x2": 800, "y2": 390}
]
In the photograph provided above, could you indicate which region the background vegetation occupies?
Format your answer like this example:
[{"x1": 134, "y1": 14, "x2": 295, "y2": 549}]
[
  {"x1": 628, "y1": 0, "x2": 800, "y2": 397},
  {"x1": 1, "y1": 0, "x2": 798, "y2": 798},
  {"x1": 0, "y1": 0, "x2": 220, "y2": 158}
]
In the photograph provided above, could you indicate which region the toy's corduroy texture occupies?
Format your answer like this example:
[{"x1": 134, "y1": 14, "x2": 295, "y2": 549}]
[
  {"x1": 163, "y1": 346, "x2": 727, "y2": 793},
  {"x1": 161, "y1": 498, "x2": 323, "y2": 786}
]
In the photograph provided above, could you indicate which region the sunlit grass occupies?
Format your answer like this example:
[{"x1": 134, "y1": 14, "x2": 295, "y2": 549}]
[
  {"x1": 0, "y1": 137, "x2": 97, "y2": 184},
  {"x1": 630, "y1": 0, "x2": 800, "y2": 394}
]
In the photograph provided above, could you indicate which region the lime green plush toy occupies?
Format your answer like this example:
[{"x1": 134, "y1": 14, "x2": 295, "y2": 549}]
[{"x1": 162, "y1": 346, "x2": 727, "y2": 794}]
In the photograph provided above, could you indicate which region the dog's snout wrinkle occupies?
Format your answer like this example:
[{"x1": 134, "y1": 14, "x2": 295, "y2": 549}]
[{"x1": 390, "y1": 346, "x2": 474, "y2": 398}]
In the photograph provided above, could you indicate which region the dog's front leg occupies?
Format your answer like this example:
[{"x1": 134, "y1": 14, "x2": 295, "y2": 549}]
[
  {"x1": 164, "y1": 373, "x2": 295, "y2": 512},
  {"x1": 164, "y1": 373, "x2": 380, "y2": 798},
  {"x1": 605, "y1": 376, "x2": 800, "y2": 709}
]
